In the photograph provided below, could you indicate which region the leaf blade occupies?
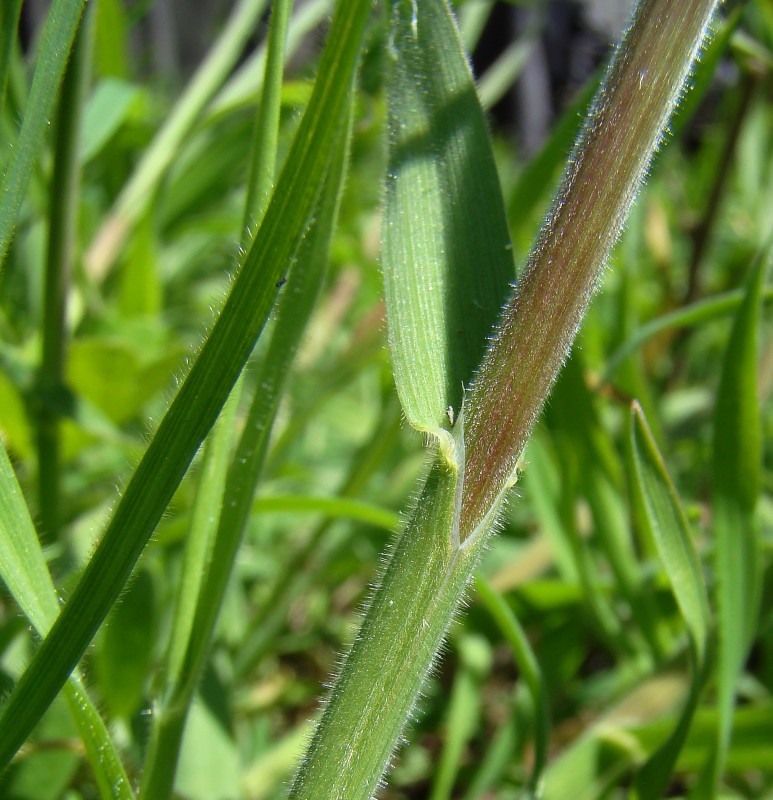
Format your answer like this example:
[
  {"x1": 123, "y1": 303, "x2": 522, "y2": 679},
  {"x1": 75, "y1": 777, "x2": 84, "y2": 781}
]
[{"x1": 382, "y1": 0, "x2": 514, "y2": 435}]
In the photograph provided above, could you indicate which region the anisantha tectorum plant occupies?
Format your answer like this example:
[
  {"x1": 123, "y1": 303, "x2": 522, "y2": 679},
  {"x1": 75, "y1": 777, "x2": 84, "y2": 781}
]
[{"x1": 288, "y1": 0, "x2": 720, "y2": 798}]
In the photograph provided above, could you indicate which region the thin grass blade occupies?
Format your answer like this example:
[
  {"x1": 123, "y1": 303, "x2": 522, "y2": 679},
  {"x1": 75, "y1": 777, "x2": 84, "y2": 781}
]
[
  {"x1": 629, "y1": 402, "x2": 711, "y2": 800},
  {"x1": 475, "y1": 577, "x2": 550, "y2": 795},
  {"x1": 85, "y1": 0, "x2": 269, "y2": 280},
  {"x1": 706, "y1": 249, "x2": 767, "y2": 791},
  {"x1": 0, "y1": 0, "x2": 23, "y2": 107},
  {"x1": 0, "y1": 442, "x2": 133, "y2": 799},
  {"x1": 0, "y1": 0, "x2": 371, "y2": 767},
  {"x1": 0, "y1": 0, "x2": 86, "y2": 268}
]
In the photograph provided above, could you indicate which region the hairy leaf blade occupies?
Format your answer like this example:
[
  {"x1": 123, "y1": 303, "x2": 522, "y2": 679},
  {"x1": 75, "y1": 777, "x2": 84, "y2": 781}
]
[{"x1": 382, "y1": 0, "x2": 514, "y2": 435}]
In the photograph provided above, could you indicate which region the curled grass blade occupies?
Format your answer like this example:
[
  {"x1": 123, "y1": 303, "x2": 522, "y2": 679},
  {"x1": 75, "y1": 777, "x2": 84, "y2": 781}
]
[{"x1": 0, "y1": 0, "x2": 371, "y2": 767}]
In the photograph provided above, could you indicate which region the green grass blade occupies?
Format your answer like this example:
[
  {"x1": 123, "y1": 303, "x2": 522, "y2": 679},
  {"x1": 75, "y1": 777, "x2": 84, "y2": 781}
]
[
  {"x1": 140, "y1": 89, "x2": 354, "y2": 800},
  {"x1": 0, "y1": 443, "x2": 133, "y2": 799},
  {"x1": 604, "y1": 284, "x2": 773, "y2": 379},
  {"x1": 381, "y1": 0, "x2": 513, "y2": 437},
  {"x1": 0, "y1": 0, "x2": 86, "y2": 268},
  {"x1": 0, "y1": 0, "x2": 371, "y2": 767},
  {"x1": 0, "y1": 0, "x2": 23, "y2": 107},
  {"x1": 138, "y1": 381, "x2": 242, "y2": 800},
  {"x1": 629, "y1": 402, "x2": 711, "y2": 799},
  {"x1": 429, "y1": 635, "x2": 490, "y2": 800},
  {"x1": 477, "y1": 32, "x2": 536, "y2": 111},
  {"x1": 37, "y1": 0, "x2": 93, "y2": 540},
  {"x1": 206, "y1": 0, "x2": 329, "y2": 120},
  {"x1": 241, "y1": 0, "x2": 294, "y2": 235},
  {"x1": 629, "y1": 404, "x2": 710, "y2": 661},
  {"x1": 708, "y1": 249, "x2": 767, "y2": 791},
  {"x1": 252, "y1": 494, "x2": 399, "y2": 530},
  {"x1": 475, "y1": 576, "x2": 550, "y2": 795}
]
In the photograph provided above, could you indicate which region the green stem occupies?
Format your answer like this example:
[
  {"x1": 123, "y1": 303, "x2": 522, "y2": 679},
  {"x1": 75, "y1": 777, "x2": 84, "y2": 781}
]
[
  {"x1": 461, "y1": 0, "x2": 720, "y2": 535},
  {"x1": 289, "y1": 455, "x2": 490, "y2": 799},
  {"x1": 36, "y1": 0, "x2": 92, "y2": 539}
]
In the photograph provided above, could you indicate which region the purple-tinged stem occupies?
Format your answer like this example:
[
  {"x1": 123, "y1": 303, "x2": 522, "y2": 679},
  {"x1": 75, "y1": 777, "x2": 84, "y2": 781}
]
[{"x1": 461, "y1": 0, "x2": 719, "y2": 536}]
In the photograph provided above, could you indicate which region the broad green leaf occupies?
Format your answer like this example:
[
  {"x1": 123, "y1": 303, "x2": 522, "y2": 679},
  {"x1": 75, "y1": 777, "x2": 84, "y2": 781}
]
[
  {"x1": 174, "y1": 697, "x2": 240, "y2": 800},
  {"x1": 0, "y1": 0, "x2": 371, "y2": 766},
  {"x1": 629, "y1": 402, "x2": 711, "y2": 800},
  {"x1": 382, "y1": 0, "x2": 513, "y2": 436},
  {"x1": 709, "y1": 250, "x2": 767, "y2": 790},
  {"x1": 0, "y1": 441, "x2": 133, "y2": 799},
  {"x1": 95, "y1": 568, "x2": 157, "y2": 719},
  {"x1": 0, "y1": 0, "x2": 87, "y2": 268}
]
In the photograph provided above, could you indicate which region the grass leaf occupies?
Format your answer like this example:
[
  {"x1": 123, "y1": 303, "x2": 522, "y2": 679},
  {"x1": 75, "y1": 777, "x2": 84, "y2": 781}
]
[
  {"x1": 0, "y1": 0, "x2": 371, "y2": 766},
  {"x1": 0, "y1": 441, "x2": 133, "y2": 799},
  {"x1": 708, "y1": 248, "x2": 768, "y2": 790},
  {"x1": 382, "y1": 0, "x2": 514, "y2": 437},
  {"x1": 629, "y1": 402, "x2": 711, "y2": 799},
  {"x1": 0, "y1": 0, "x2": 86, "y2": 267}
]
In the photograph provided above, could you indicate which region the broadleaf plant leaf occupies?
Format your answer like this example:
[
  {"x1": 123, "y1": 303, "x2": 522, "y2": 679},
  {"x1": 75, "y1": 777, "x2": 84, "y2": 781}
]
[{"x1": 382, "y1": 0, "x2": 514, "y2": 438}]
